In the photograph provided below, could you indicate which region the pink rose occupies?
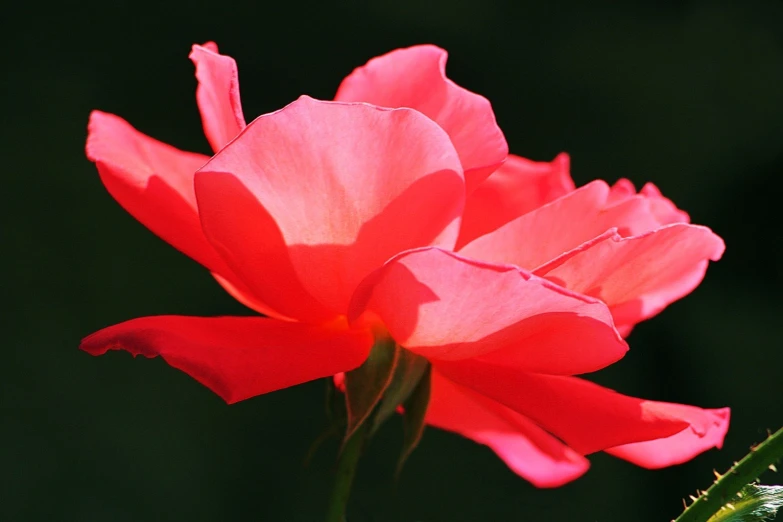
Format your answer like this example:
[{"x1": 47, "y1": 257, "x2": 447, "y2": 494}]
[{"x1": 83, "y1": 43, "x2": 728, "y2": 487}]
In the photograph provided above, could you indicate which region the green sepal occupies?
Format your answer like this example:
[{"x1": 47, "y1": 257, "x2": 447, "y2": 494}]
[
  {"x1": 371, "y1": 348, "x2": 429, "y2": 435},
  {"x1": 396, "y1": 364, "x2": 432, "y2": 476},
  {"x1": 343, "y1": 337, "x2": 399, "y2": 443},
  {"x1": 706, "y1": 484, "x2": 783, "y2": 522}
]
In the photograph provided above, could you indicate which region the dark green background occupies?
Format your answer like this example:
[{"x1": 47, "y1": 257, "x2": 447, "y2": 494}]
[{"x1": 2, "y1": 0, "x2": 782, "y2": 520}]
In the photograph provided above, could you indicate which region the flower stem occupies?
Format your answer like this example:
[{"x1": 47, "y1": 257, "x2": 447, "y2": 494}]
[
  {"x1": 674, "y1": 426, "x2": 783, "y2": 522},
  {"x1": 325, "y1": 420, "x2": 368, "y2": 522}
]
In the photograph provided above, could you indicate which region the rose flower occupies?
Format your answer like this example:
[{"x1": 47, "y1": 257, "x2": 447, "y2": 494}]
[{"x1": 82, "y1": 44, "x2": 728, "y2": 487}]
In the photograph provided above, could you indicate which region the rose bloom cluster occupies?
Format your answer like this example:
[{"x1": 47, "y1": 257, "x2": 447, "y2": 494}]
[{"x1": 83, "y1": 43, "x2": 728, "y2": 487}]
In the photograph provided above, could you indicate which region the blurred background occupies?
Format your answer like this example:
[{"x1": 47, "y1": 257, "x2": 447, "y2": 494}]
[{"x1": 2, "y1": 0, "x2": 782, "y2": 520}]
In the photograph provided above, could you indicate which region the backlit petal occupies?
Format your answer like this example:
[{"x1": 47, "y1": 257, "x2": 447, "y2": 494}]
[
  {"x1": 189, "y1": 42, "x2": 246, "y2": 152},
  {"x1": 608, "y1": 179, "x2": 690, "y2": 225},
  {"x1": 457, "y1": 153, "x2": 574, "y2": 248},
  {"x1": 196, "y1": 97, "x2": 465, "y2": 320},
  {"x1": 536, "y1": 224, "x2": 725, "y2": 331},
  {"x1": 435, "y1": 361, "x2": 728, "y2": 456},
  {"x1": 335, "y1": 45, "x2": 507, "y2": 191},
  {"x1": 459, "y1": 180, "x2": 684, "y2": 270},
  {"x1": 605, "y1": 407, "x2": 730, "y2": 468},
  {"x1": 426, "y1": 369, "x2": 590, "y2": 487},
  {"x1": 85, "y1": 110, "x2": 282, "y2": 319},
  {"x1": 349, "y1": 247, "x2": 626, "y2": 375},
  {"x1": 86, "y1": 110, "x2": 221, "y2": 273},
  {"x1": 81, "y1": 315, "x2": 373, "y2": 404}
]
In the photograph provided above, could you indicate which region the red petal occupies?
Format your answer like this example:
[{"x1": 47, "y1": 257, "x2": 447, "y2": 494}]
[
  {"x1": 189, "y1": 42, "x2": 246, "y2": 152},
  {"x1": 536, "y1": 224, "x2": 725, "y2": 331},
  {"x1": 80, "y1": 315, "x2": 373, "y2": 404},
  {"x1": 349, "y1": 247, "x2": 626, "y2": 375},
  {"x1": 606, "y1": 407, "x2": 730, "y2": 468},
  {"x1": 435, "y1": 361, "x2": 727, "y2": 456},
  {"x1": 86, "y1": 110, "x2": 220, "y2": 272},
  {"x1": 426, "y1": 369, "x2": 589, "y2": 487},
  {"x1": 608, "y1": 179, "x2": 690, "y2": 225},
  {"x1": 85, "y1": 111, "x2": 283, "y2": 319},
  {"x1": 459, "y1": 180, "x2": 687, "y2": 270},
  {"x1": 457, "y1": 153, "x2": 574, "y2": 248},
  {"x1": 335, "y1": 45, "x2": 507, "y2": 191},
  {"x1": 196, "y1": 96, "x2": 465, "y2": 319}
]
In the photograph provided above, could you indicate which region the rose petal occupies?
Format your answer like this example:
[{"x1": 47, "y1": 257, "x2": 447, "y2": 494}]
[
  {"x1": 86, "y1": 110, "x2": 220, "y2": 272},
  {"x1": 457, "y1": 153, "x2": 574, "y2": 248},
  {"x1": 85, "y1": 111, "x2": 283, "y2": 319},
  {"x1": 196, "y1": 96, "x2": 465, "y2": 320},
  {"x1": 349, "y1": 247, "x2": 626, "y2": 375},
  {"x1": 80, "y1": 315, "x2": 373, "y2": 404},
  {"x1": 426, "y1": 369, "x2": 590, "y2": 487},
  {"x1": 459, "y1": 180, "x2": 685, "y2": 270},
  {"x1": 608, "y1": 179, "x2": 690, "y2": 225},
  {"x1": 189, "y1": 42, "x2": 246, "y2": 152},
  {"x1": 435, "y1": 361, "x2": 727, "y2": 456},
  {"x1": 335, "y1": 45, "x2": 507, "y2": 191},
  {"x1": 536, "y1": 223, "x2": 725, "y2": 331},
  {"x1": 605, "y1": 407, "x2": 730, "y2": 468}
]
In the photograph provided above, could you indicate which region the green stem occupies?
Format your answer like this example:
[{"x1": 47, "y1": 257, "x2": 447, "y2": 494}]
[
  {"x1": 674, "y1": 426, "x2": 783, "y2": 522},
  {"x1": 325, "y1": 420, "x2": 368, "y2": 522}
]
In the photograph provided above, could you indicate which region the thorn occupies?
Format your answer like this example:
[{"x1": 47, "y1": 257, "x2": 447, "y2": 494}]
[
  {"x1": 750, "y1": 443, "x2": 759, "y2": 452},
  {"x1": 682, "y1": 498, "x2": 688, "y2": 509},
  {"x1": 736, "y1": 491, "x2": 743, "y2": 499},
  {"x1": 713, "y1": 469, "x2": 722, "y2": 480},
  {"x1": 770, "y1": 464, "x2": 778, "y2": 472},
  {"x1": 689, "y1": 495, "x2": 699, "y2": 502},
  {"x1": 726, "y1": 502, "x2": 736, "y2": 510}
]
